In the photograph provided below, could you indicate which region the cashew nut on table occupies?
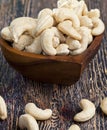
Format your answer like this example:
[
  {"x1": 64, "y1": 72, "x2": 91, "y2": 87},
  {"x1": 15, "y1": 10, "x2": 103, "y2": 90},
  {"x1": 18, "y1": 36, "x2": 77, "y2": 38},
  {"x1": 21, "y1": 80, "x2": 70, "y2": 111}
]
[
  {"x1": 0, "y1": 96, "x2": 7, "y2": 120},
  {"x1": 1, "y1": 0, "x2": 105, "y2": 55}
]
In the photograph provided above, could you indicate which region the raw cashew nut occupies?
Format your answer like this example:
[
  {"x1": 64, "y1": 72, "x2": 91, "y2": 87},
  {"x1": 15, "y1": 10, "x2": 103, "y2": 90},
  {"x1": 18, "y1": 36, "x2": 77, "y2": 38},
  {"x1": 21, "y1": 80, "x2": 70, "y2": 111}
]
[
  {"x1": 35, "y1": 11, "x2": 54, "y2": 36},
  {"x1": 100, "y1": 98, "x2": 107, "y2": 115},
  {"x1": 56, "y1": 43, "x2": 69, "y2": 55},
  {"x1": 25, "y1": 35, "x2": 42, "y2": 54},
  {"x1": 66, "y1": 37, "x2": 81, "y2": 50},
  {"x1": 10, "y1": 17, "x2": 37, "y2": 43},
  {"x1": 58, "y1": 20, "x2": 81, "y2": 40},
  {"x1": 53, "y1": 8, "x2": 80, "y2": 28},
  {"x1": 80, "y1": 16, "x2": 93, "y2": 28},
  {"x1": 13, "y1": 34, "x2": 33, "y2": 51},
  {"x1": 57, "y1": 0, "x2": 79, "y2": 9},
  {"x1": 25, "y1": 103, "x2": 52, "y2": 120},
  {"x1": 1, "y1": 26, "x2": 13, "y2": 42},
  {"x1": 38, "y1": 8, "x2": 53, "y2": 18},
  {"x1": 74, "y1": 99, "x2": 96, "y2": 122},
  {"x1": 70, "y1": 27, "x2": 92, "y2": 55},
  {"x1": 52, "y1": 36, "x2": 60, "y2": 48},
  {"x1": 87, "y1": 9, "x2": 100, "y2": 18},
  {"x1": 68, "y1": 124, "x2": 81, "y2": 130},
  {"x1": 92, "y1": 18, "x2": 105, "y2": 36},
  {"x1": 0, "y1": 96, "x2": 7, "y2": 120},
  {"x1": 19, "y1": 114, "x2": 39, "y2": 130},
  {"x1": 41, "y1": 27, "x2": 65, "y2": 55}
]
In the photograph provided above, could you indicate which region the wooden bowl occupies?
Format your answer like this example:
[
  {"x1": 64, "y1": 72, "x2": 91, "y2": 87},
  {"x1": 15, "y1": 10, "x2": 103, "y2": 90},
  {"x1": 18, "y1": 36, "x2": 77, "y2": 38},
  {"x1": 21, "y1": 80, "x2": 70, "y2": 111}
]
[{"x1": 0, "y1": 34, "x2": 103, "y2": 85}]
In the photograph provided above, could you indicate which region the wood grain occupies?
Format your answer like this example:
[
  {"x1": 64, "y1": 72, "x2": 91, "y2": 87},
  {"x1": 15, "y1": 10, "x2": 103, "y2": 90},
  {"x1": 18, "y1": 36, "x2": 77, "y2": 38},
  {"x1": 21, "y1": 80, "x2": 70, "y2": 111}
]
[{"x1": 0, "y1": 0, "x2": 107, "y2": 130}]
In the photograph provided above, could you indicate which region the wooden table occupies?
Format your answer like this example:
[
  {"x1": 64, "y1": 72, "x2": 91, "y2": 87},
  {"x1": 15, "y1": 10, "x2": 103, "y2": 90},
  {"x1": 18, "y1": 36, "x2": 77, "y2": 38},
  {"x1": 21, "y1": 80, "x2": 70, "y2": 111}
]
[{"x1": 0, "y1": 0, "x2": 107, "y2": 130}]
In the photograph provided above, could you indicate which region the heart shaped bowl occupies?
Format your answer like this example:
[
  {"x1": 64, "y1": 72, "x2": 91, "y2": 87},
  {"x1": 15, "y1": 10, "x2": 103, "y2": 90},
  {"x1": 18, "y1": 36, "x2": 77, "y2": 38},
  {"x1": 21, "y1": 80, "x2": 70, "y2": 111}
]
[{"x1": 0, "y1": 34, "x2": 103, "y2": 85}]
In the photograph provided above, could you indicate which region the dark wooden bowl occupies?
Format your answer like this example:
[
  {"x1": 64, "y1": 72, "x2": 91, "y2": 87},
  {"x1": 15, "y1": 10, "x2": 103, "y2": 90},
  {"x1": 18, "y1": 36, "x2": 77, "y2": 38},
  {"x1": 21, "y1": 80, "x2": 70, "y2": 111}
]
[{"x1": 0, "y1": 34, "x2": 103, "y2": 85}]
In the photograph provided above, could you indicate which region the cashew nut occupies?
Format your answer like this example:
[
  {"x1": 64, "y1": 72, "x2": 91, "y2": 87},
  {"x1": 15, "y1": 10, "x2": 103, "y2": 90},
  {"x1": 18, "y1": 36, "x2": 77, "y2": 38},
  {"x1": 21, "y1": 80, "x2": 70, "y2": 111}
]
[
  {"x1": 10, "y1": 17, "x2": 37, "y2": 43},
  {"x1": 87, "y1": 9, "x2": 100, "y2": 18},
  {"x1": 25, "y1": 35, "x2": 42, "y2": 54},
  {"x1": 58, "y1": 20, "x2": 81, "y2": 40},
  {"x1": 66, "y1": 37, "x2": 81, "y2": 50},
  {"x1": 56, "y1": 43, "x2": 69, "y2": 55},
  {"x1": 19, "y1": 114, "x2": 39, "y2": 130},
  {"x1": 13, "y1": 34, "x2": 33, "y2": 51},
  {"x1": 68, "y1": 124, "x2": 81, "y2": 130},
  {"x1": 74, "y1": 99, "x2": 96, "y2": 122},
  {"x1": 52, "y1": 36, "x2": 60, "y2": 48},
  {"x1": 92, "y1": 18, "x2": 105, "y2": 36},
  {"x1": 38, "y1": 8, "x2": 53, "y2": 18},
  {"x1": 53, "y1": 8, "x2": 80, "y2": 28},
  {"x1": 80, "y1": 16, "x2": 93, "y2": 29},
  {"x1": 70, "y1": 27, "x2": 92, "y2": 55},
  {"x1": 35, "y1": 11, "x2": 54, "y2": 36},
  {"x1": 41, "y1": 27, "x2": 65, "y2": 55},
  {"x1": 0, "y1": 96, "x2": 7, "y2": 120},
  {"x1": 1, "y1": 26, "x2": 13, "y2": 42},
  {"x1": 25, "y1": 103, "x2": 52, "y2": 120},
  {"x1": 100, "y1": 98, "x2": 107, "y2": 115}
]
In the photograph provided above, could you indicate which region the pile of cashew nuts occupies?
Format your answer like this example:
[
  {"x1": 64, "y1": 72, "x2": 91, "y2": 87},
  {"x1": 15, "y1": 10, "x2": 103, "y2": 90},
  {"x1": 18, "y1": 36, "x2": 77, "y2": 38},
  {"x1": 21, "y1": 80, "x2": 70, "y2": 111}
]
[
  {"x1": 1, "y1": 0, "x2": 105, "y2": 56},
  {"x1": 1, "y1": 94, "x2": 107, "y2": 130}
]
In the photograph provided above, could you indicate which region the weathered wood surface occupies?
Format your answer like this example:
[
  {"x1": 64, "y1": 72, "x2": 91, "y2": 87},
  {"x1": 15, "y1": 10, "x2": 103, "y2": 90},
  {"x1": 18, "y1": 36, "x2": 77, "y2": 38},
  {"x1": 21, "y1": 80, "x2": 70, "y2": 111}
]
[{"x1": 0, "y1": 0, "x2": 107, "y2": 130}]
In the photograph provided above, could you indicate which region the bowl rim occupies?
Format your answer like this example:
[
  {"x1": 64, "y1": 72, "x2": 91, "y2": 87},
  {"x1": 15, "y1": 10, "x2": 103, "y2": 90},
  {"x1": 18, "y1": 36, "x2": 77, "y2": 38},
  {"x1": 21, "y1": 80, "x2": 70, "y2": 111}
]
[{"x1": 0, "y1": 34, "x2": 103, "y2": 63}]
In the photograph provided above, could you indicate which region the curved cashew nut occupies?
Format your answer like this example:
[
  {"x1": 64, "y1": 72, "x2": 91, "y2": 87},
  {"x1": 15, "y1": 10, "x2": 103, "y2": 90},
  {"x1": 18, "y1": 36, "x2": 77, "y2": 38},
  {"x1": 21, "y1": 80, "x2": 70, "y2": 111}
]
[
  {"x1": 74, "y1": 99, "x2": 96, "y2": 122},
  {"x1": 57, "y1": 0, "x2": 79, "y2": 9},
  {"x1": 68, "y1": 124, "x2": 81, "y2": 130},
  {"x1": 53, "y1": 8, "x2": 80, "y2": 28},
  {"x1": 25, "y1": 35, "x2": 42, "y2": 54},
  {"x1": 0, "y1": 96, "x2": 7, "y2": 120},
  {"x1": 87, "y1": 9, "x2": 100, "y2": 18},
  {"x1": 80, "y1": 16, "x2": 93, "y2": 28},
  {"x1": 10, "y1": 17, "x2": 37, "y2": 43},
  {"x1": 66, "y1": 37, "x2": 81, "y2": 50},
  {"x1": 13, "y1": 34, "x2": 33, "y2": 51},
  {"x1": 35, "y1": 11, "x2": 54, "y2": 36},
  {"x1": 38, "y1": 8, "x2": 53, "y2": 18},
  {"x1": 92, "y1": 18, "x2": 105, "y2": 36},
  {"x1": 56, "y1": 43, "x2": 69, "y2": 55},
  {"x1": 25, "y1": 103, "x2": 52, "y2": 120},
  {"x1": 73, "y1": 1, "x2": 85, "y2": 17},
  {"x1": 19, "y1": 114, "x2": 39, "y2": 130},
  {"x1": 1, "y1": 26, "x2": 13, "y2": 42},
  {"x1": 52, "y1": 36, "x2": 60, "y2": 48},
  {"x1": 100, "y1": 98, "x2": 107, "y2": 115},
  {"x1": 58, "y1": 20, "x2": 81, "y2": 40},
  {"x1": 82, "y1": 3, "x2": 88, "y2": 15},
  {"x1": 70, "y1": 27, "x2": 92, "y2": 55},
  {"x1": 41, "y1": 27, "x2": 65, "y2": 55}
]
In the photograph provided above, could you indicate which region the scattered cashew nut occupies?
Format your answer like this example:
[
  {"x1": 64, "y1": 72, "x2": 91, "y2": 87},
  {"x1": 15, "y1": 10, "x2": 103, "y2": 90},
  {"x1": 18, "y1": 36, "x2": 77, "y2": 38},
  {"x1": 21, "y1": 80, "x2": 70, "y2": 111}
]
[
  {"x1": 68, "y1": 124, "x2": 81, "y2": 130},
  {"x1": 56, "y1": 43, "x2": 69, "y2": 55},
  {"x1": 74, "y1": 99, "x2": 96, "y2": 122},
  {"x1": 1, "y1": 26, "x2": 13, "y2": 42},
  {"x1": 19, "y1": 114, "x2": 39, "y2": 130},
  {"x1": 25, "y1": 103, "x2": 52, "y2": 120},
  {"x1": 0, "y1": 96, "x2": 7, "y2": 120},
  {"x1": 100, "y1": 98, "x2": 107, "y2": 115}
]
